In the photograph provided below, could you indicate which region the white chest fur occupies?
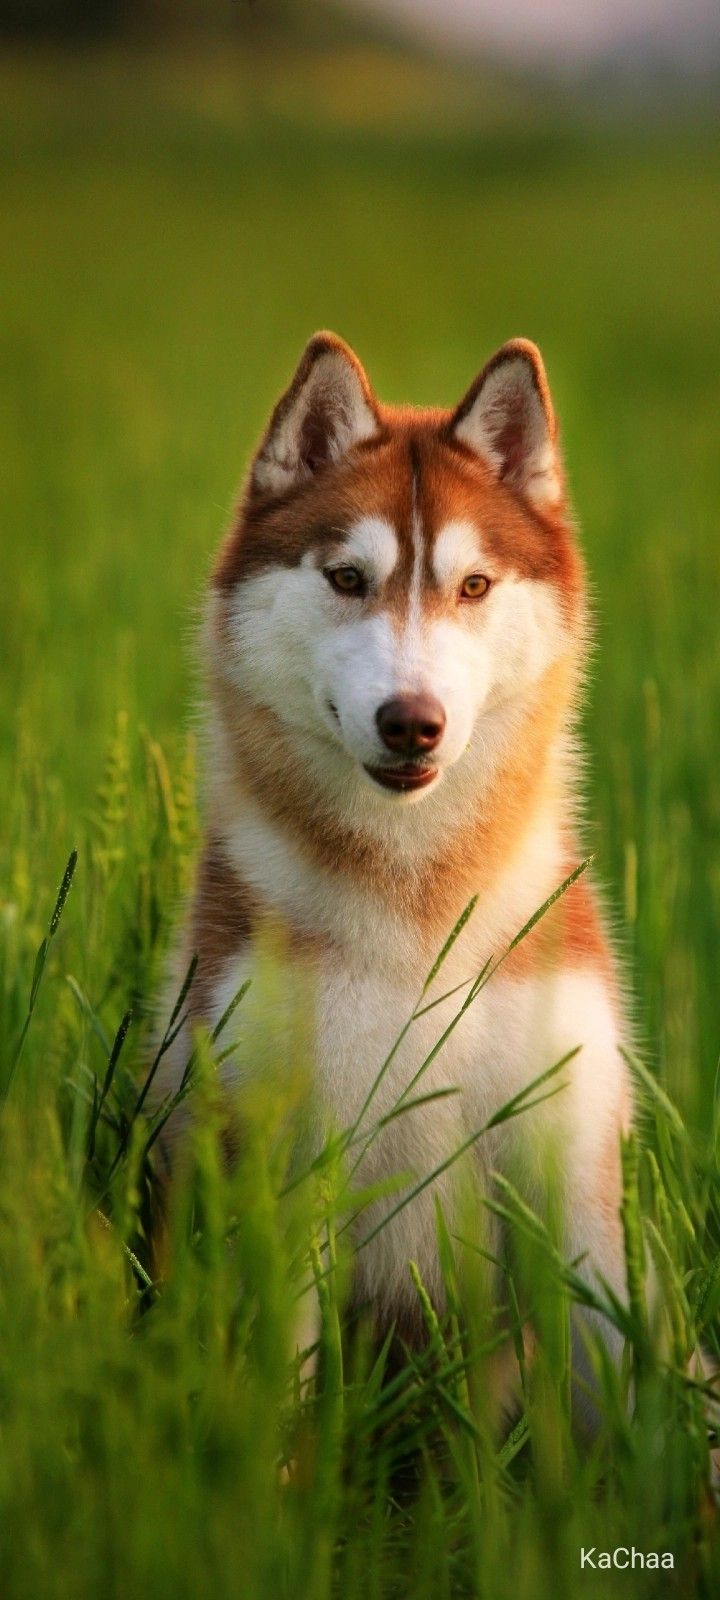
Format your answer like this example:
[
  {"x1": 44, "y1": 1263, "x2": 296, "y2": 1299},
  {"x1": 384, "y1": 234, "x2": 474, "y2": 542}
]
[{"x1": 206, "y1": 804, "x2": 626, "y2": 1322}]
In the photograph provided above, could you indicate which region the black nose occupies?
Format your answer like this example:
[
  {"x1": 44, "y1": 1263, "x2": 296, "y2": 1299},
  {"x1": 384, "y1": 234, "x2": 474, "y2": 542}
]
[{"x1": 376, "y1": 694, "x2": 446, "y2": 755}]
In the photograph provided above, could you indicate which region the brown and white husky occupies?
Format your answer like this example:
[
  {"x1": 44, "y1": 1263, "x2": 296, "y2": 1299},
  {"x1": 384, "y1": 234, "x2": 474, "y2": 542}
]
[{"x1": 156, "y1": 331, "x2": 632, "y2": 1398}]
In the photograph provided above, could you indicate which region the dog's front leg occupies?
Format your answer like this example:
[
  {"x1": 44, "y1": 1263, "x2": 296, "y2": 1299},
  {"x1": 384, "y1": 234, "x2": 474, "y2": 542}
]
[{"x1": 560, "y1": 1108, "x2": 631, "y2": 1429}]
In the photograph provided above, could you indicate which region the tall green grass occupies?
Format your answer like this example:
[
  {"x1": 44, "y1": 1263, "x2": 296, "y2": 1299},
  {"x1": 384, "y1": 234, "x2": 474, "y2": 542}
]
[
  {"x1": 2, "y1": 744, "x2": 719, "y2": 1598},
  {"x1": 1, "y1": 44, "x2": 719, "y2": 1598}
]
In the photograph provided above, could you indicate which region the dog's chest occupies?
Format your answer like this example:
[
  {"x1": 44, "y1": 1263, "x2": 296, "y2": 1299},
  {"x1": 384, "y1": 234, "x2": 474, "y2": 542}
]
[
  {"x1": 300, "y1": 945, "x2": 586, "y2": 1312},
  {"x1": 316, "y1": 957, "x2": 495, "y2": 1125},
  {"x1": 217, "y1": 805, "x2": 581, "y2": 1160},
  {"x1": 310, "y1": 932, "x2": 576, "y2": 1147},
  {"x1": 210, "y1": 809, "x2": 617, "y2": 1317}
]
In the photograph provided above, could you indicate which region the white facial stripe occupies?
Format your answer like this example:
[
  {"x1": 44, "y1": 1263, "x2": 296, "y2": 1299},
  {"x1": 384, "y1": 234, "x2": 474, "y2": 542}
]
[
  {"x1": 340, "y1": 516, "x2": 399, "y2": 583},
  {"x1": 392, "y1": 470, "x2": 425, "y2": 682},
  {"x1": 432, "y1": 519, "x2": 488, "y2": 588},
  {"x1": 407, "y1": 476, "x2": 424, "y2": 632}
]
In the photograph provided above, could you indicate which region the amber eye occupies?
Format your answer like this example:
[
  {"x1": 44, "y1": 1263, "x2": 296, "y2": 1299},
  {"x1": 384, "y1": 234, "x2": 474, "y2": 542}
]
[
  {"x1": 325, "y1": 565, "x2": 365, "y2": 596},
  {"x1": 460, "y1": 574, "x2": 491, "y2": 600}
]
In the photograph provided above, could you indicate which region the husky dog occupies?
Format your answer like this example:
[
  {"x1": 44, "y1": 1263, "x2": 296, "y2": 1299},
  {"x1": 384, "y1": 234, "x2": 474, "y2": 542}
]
[{"x1": 156, "y1": 332, "x2": 631, "y2": 1391}]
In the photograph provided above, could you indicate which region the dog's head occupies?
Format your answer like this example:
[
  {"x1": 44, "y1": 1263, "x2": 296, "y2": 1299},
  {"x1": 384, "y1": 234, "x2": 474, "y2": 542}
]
[{"x1": 210, "y1": 333, "x2": 584, "y2": 816}]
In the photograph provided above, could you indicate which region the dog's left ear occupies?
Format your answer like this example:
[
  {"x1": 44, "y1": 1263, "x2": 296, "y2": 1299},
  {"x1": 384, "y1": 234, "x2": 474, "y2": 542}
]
[
  {"x1": 252, "y1": 332, "x2": 380, "y2": 497},
  {"x1": 448, "y1": 340, "x2": 562, "y2": 512}
]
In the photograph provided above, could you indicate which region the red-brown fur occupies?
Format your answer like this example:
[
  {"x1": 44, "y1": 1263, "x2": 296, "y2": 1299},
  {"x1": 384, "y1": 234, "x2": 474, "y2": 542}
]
[
  {"x1": 215, "y1": 418, "x2": 582, "y2": 611},
  {"x1": 208, "y1": 655, "x2": 585, "y2": 953}
]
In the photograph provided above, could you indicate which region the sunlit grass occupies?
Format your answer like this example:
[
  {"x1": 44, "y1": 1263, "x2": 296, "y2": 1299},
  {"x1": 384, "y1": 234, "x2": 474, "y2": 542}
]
[{"x1": 2, "y1": 762, "x2": 719, "y2": 1598}]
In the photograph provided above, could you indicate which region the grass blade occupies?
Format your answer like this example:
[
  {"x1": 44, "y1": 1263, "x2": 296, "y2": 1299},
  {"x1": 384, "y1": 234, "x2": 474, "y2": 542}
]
[{"x1": 6, "y1": 849, "x2": 78, "y2": 1094}]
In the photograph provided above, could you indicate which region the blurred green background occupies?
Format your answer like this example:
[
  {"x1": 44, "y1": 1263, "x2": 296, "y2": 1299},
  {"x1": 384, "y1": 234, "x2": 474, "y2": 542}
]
[{"x1": 2, "y1": 1, "x2": 719, "y2": 1125}]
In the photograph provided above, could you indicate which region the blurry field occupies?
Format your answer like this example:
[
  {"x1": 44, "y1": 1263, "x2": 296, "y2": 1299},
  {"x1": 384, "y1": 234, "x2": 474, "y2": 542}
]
[{"x1": 1, "y1": 39, "x2": 720, "y2": 1600}]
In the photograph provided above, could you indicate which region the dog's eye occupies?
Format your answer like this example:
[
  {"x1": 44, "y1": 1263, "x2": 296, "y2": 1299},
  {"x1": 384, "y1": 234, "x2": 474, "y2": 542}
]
[
  {"x1": 460, "y1": 574, "x2": 491, "y2": 600},
  {"x1": 325, "y1": 565, "x2": 365, "y2": 596}
]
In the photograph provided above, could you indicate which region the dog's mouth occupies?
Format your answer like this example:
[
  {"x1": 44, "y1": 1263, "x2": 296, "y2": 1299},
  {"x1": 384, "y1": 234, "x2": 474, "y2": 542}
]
[{"x1": 364, "y1": 762, "x2": 439, "y2": 794}]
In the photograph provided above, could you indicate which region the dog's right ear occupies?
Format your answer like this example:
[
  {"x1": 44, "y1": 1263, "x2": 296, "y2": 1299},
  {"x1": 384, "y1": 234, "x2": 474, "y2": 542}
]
[
  {"x1": 251, "y1": 333, "x2": 380, "y2": 497},
  {"x1": 448, "y1": 340, "x2": 562, "y2": 512}
]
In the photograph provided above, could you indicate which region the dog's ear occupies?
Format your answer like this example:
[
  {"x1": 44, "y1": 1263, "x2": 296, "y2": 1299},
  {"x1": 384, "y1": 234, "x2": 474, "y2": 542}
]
[
  {"x1": 448, "y1": 340, "x2": 562, "y2": 512},
  {"x1": 252, "y1": 332, "x2": 380, "y2": 496}
]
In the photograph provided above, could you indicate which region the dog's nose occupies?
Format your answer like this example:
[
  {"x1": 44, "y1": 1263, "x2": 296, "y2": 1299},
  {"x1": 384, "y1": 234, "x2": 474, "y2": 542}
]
[{"x1": 376, "y1": 694, "x2": 446, "y2": 755}]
